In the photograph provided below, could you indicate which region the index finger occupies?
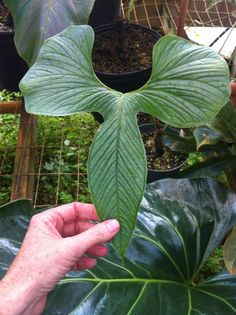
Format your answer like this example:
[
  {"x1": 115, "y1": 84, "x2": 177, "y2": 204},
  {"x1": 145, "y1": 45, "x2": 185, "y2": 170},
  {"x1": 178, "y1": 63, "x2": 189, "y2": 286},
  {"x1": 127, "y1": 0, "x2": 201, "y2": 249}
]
[{"x1": 46, "y1": 202, "x2": 99, "y2": 224}]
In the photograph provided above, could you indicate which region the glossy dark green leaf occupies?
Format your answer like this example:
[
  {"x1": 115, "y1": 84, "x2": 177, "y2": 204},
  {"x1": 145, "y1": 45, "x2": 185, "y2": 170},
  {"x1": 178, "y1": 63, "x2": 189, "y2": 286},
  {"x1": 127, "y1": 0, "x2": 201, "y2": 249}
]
[
  {"x1": 0, "y1": 199, "x2": 33, "y2": 240},
  {"x1": 194, "y1": 126, "x2": 223, "y2": 150},
  {"x1": 0, "y1": 199, "x2": 33, "y2": 279},
  {"x1": 162, "y1": 132, "x2": 196, "y2": 152},
  {"x1": 1, "y1": 179, "x2": 236, "y2": 314},
  {"x1": 178, "y1": 156, "x2": 236, "y2": 179},
  {"x1": 4, "y1": 0, "x2": 96, "y2": 65},
  {"x1": 20, "y1": 25, "x2": 230, "y2": 256},
  {"x1": 209, "y1": 101, "x2": 236, "y2": 147}
]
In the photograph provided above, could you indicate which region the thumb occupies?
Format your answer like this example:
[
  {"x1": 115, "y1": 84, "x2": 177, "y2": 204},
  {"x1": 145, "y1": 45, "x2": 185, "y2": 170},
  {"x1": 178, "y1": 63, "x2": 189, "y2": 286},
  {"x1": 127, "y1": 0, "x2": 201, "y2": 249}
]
[{"x1": 63, "y1": 219, "x2": 120, "y2": 257}]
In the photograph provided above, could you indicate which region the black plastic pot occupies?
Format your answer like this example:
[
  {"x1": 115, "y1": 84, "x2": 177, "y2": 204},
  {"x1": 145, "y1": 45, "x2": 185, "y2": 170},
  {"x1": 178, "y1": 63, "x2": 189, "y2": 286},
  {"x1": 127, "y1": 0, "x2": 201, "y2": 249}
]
[
  {"x1": 89, "y1": 0, "x2": 121, "y2": 28},
  {"x1": 139, "y1": 123, "x2": 188, "y2": 183},
  {"x1": 0, "y1": 31, "x2": 28, "y2": 91},
  {"x1": 92, "y1": 23, "x2": 161, "y2": 123},
  {"x1": 94, "y1": 23, "x2": 161, "y2": 92}
]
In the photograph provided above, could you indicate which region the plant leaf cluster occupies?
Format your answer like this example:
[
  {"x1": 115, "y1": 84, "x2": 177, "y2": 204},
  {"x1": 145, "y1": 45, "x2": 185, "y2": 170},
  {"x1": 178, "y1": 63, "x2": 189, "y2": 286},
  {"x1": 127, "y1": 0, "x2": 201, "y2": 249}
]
[
  {"x1": 3, "y1": 0, "x2": 96, "y2": 65},
  {"x1": 165, "y1": 101, "x2": 236, "y2": 179}
]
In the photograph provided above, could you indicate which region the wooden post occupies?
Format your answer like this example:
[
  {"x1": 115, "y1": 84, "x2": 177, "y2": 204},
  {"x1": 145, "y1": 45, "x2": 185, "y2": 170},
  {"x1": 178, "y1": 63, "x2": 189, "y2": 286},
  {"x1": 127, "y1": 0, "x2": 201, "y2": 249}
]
[
  {"x1": 177, "y1": 0, "x2": 189, "y2": 38},
  {"x1": 11, "y1": 105, "x2": 37, "y2": 201}
]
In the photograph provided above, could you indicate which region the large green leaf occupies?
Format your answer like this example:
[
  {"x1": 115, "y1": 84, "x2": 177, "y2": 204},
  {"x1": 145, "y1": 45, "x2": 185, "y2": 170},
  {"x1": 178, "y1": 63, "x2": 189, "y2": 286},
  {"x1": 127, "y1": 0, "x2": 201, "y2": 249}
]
[
  {"x1": 3, "y1": 0, "x2": 96, "y2": 65},
  {"x1": 209, "y1": 101, "x2": 236, "y2": 147},
  {"x1": 20, "y1": 25, "x2": 230, "y2": 256},
  {"x1": 1, "y1": 179, "x2": 236, "y2": 314}
]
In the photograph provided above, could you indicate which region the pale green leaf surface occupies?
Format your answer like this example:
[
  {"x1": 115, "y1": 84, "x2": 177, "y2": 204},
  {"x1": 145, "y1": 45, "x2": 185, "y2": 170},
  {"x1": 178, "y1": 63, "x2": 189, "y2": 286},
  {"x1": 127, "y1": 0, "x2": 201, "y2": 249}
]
[
  {"x1": 4, "y1": 0, "x2": 96, "y2": 65},
  {"x1": 88, "y1": 110, "x2": 146, "y2": 254},
  {"x1": 20, "y1": 25, "x2": 230, "y2": 256},
  {"x1": 139, "y1": 37, "x2": 230, "y2": 127}
]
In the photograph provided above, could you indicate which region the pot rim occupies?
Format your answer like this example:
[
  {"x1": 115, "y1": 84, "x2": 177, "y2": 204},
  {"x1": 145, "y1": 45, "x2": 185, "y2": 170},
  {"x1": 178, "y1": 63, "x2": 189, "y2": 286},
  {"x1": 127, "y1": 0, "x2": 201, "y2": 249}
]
[{"x1": 0, "y1": 27, "x2": 14, "y2": 35}]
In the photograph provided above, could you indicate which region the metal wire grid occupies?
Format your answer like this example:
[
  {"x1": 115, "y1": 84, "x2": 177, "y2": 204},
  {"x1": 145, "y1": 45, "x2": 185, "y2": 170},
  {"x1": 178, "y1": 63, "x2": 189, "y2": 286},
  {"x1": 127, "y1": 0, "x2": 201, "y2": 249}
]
[
  {"x1": 30, "y1": 122, "x2": 81, "y2": 208},
  {"x1": 0, "y1": 110, "x2": 95, "y2": 208},
  {"x1": 0, "y1": 105, "x2": 18, "y2": 202},
  {"x1": 121, "y1": 0, "x2": 236, "y2": 33},
  {"x1": 1, "y1": 0, "x2": 236, "y2": 207}
]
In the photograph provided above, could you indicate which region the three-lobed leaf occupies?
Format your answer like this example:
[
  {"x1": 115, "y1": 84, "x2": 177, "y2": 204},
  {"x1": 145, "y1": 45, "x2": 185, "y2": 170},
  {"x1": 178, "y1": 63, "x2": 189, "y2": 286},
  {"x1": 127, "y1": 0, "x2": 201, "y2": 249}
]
[
  {"x1": 4, "y1": 0, "x2": 96, "y2": 65},
  {"x1": 20, "y1": 25, "x2": 230, "y2": 256},
  {"x1": 1, "y1": 179, "x2": 236, "y2": 314}
]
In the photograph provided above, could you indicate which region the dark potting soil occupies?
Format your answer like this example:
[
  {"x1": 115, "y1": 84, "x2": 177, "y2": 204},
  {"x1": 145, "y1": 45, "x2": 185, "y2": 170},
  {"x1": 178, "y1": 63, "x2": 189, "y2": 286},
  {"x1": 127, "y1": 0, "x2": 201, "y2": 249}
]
[
  {"x1": 137, "y1": 113, "x2": 152, "y2": 125},
  {"x1": 142, "y1": 131, "x2": 187, "y2": 171},
  {"x1": 92, "y1": 24, "x2": 157, "y2": 73}
]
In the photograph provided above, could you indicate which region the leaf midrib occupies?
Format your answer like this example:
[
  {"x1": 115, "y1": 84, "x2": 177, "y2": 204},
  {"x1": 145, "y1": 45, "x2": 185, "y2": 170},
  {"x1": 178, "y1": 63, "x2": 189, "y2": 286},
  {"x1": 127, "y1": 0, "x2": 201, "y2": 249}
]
[{"x1": 59, "y1": 278, "x2": 184, "y2": 285}]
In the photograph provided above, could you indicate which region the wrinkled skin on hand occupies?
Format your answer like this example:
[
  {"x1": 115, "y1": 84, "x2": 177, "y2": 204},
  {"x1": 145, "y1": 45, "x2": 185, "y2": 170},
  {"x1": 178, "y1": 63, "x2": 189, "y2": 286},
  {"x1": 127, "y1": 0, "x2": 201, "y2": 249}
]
[{"x1": 0, "y1": 202, "x2": 120, "y2": 315}]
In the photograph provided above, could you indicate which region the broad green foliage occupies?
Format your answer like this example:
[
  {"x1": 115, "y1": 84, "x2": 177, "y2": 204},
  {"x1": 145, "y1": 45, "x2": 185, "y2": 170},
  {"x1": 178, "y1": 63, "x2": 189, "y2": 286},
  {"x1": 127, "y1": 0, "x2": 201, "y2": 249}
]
[
  {"x1": 20, "y1": 25, "x2": 230, "y2": 256},
  {"x1": 1, "y1": 179, "x2": 236, "y2": 314},
  {"x1": 194, "y1": 102, "x2": 236, "y2": 155},
  {"x1": 174, "y1": 102, "x2": 236, "y2": 179},
  {"x1": 209, "y1": 101, "x2": 236, "y2": 154},
  {"x1": 3, "y1": 0, "x2": 96, "y2": 65}
]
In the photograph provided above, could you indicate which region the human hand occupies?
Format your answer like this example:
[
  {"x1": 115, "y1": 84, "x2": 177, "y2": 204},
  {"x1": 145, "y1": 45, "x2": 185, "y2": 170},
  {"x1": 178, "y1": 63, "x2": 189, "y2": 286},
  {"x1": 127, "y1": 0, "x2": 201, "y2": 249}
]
[{"x1": 0, "y1": 202, "x2": 120, "y2": 315}]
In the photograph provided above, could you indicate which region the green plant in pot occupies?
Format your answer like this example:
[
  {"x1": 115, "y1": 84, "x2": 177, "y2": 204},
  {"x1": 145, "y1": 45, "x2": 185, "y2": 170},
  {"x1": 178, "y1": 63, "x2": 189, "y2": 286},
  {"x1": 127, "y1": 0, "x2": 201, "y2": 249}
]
[
  {"x1": 166, "y1": 100, "x2": 236, "y2": 184},
  {"x1": 19, "y1": 25, "x2": 230, "y2": 257},
  {"x1": 193, "y1": 100, "x2": 236, "y2": 185},
  {"x1": 140, "y1": 120, "x2": 188, "y2": 183},
  {"x1": 1, "y1": 178, "x2": 236, "y2": 314}
]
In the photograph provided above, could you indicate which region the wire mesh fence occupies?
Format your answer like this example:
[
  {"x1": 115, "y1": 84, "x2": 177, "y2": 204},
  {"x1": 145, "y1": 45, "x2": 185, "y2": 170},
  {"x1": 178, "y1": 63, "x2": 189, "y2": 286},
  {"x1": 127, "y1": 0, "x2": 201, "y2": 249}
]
[
  {"x1": 0, "y1": 110, "x2": 97, "y2": 208},
  {"x1": 121, "y1": 0, "x2": 236, "y2": 32}
]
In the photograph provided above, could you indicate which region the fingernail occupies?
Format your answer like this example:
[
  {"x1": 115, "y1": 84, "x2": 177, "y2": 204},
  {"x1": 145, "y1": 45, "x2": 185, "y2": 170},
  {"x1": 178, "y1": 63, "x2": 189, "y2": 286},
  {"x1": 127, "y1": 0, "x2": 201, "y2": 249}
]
[{"x1": 105, "y1": 219, "x2": 120, "y2": 233}]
